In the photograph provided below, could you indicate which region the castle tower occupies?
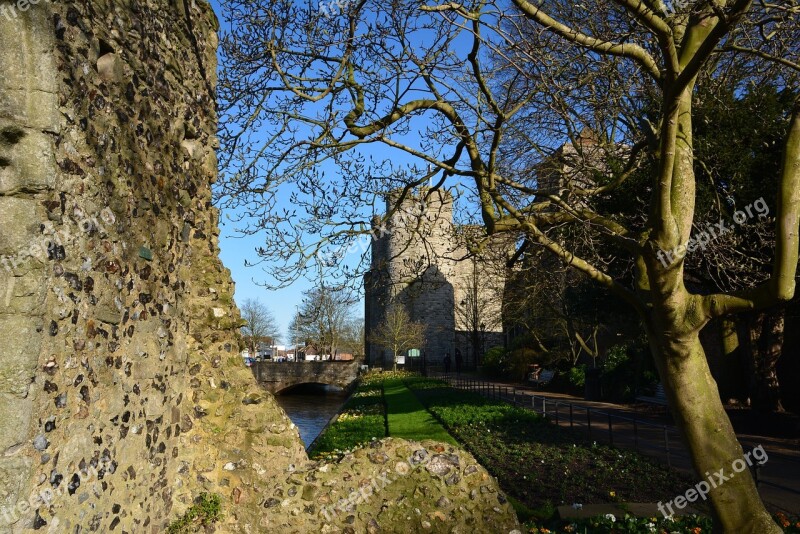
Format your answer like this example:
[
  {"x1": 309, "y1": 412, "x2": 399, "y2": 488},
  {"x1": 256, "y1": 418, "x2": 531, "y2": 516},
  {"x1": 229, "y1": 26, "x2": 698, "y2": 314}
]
[{"x1": 365, "y1": 189, "x2": 459, "y2": 366}]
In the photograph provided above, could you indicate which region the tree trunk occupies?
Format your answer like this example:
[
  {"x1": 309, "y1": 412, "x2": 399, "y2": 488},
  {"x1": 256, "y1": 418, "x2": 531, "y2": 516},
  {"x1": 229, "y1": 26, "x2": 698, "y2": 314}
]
[
  {"x1": 647, "y1": 327, "x2": 779, "y2": 532},
  {"x1": 744, "y1": 308, "x2": 786, "y2": 412}
]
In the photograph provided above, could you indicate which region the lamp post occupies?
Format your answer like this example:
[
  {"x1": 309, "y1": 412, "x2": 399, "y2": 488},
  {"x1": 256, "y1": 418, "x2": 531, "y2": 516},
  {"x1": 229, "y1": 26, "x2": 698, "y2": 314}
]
[
  {"x1": 294, "y1": 304, "x2": 300, "y2": 364},
  {"x1": 479, "y1": 322, "x2": 486, "y2": 367}
]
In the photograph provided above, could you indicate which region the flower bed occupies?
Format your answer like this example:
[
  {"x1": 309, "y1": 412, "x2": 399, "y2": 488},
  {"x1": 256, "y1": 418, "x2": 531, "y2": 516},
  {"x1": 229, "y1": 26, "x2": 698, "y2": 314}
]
[{"x1": 405, "y1": 377, "x2": 701, "y2": 528}]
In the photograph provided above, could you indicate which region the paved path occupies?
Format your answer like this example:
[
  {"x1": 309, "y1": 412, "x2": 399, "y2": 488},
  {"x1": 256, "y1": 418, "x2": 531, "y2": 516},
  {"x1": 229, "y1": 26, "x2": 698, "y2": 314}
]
[{"x1": 435, "y1": 373, "x2": 800, "y2": 514}]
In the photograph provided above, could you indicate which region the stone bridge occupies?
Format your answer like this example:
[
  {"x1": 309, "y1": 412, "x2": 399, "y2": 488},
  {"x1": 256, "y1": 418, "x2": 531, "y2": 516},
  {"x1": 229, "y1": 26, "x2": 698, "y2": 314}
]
[{"x1": 251, "y1": 360, "x2": 362, "y2": 394}]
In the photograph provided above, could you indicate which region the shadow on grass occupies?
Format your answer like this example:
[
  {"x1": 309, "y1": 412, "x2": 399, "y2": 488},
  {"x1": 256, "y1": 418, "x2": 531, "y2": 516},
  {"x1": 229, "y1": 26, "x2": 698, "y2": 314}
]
[
  {"x1": 383, "y1": 379, "x2": 458, "y2": 446},
  {"x1": 405, "y1": 377, "x2": 698, "y2": 515}
]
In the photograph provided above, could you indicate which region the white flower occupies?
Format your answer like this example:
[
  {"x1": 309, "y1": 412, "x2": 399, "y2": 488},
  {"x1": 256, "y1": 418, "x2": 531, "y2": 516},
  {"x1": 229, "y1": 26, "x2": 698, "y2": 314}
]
[
  {"x1": 604, "y1": 514, "x2": 616, "y2": 522},
  {"x1": 572, "y1": 503, "x2": 583, "y2": 510}
]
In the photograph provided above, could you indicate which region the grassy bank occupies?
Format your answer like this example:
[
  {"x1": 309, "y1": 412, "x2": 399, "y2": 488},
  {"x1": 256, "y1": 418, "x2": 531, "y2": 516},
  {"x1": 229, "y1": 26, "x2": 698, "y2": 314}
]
[{"x1": 308, "y1": 375, "x2": 387, "y2": 460}]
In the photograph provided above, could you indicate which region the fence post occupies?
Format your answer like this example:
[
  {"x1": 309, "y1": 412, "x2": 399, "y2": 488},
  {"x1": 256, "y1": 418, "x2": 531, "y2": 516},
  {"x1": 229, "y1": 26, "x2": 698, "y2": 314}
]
[
  {"x1": 542, "y1": 397, "x2": 546, "y2": 417},
  {"x1": 531, "y1": 395, "x2": 535, "y2": 411},
  {"x1": 587, "y1": 409, "x2": 592, "y2": 438},
  {"x1": 607, "y1": 413, "x2": 613, "y2": 446},
  {"x1": 513, "y1": 388, "x2": 516, "y2": 406},
  {"x1": 633, "y1": 419, "x2": 638, "y2": 450},
  {"x1": 555, "y1": 402, "x2": 559, "y2": 425},
  {"x1": 664, "y1": 427, "x2": 671, "y2": 467},
  {"x1": 569, "y1": 404, "x2": 573, "y2": 429}
]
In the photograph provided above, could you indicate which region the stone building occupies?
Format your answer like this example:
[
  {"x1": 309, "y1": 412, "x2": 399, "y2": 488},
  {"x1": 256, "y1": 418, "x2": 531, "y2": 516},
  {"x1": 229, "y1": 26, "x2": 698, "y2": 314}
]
[{"x1": 365, "y1": 189, "x2": 512, "y2": 369}]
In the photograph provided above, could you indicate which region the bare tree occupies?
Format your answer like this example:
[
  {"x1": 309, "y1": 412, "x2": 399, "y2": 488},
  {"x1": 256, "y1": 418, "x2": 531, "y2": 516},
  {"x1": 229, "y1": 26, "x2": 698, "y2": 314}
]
[
  {"x1": 217, "y1": 0, "x2": 799, "y2": 529},
  {"x1": 341, "y1": 317, "x2": 366, "y2": 359},
  {"x1": 294, "y1": 287, "x2": 356, "y2": 359},
  {"x1": 240, "y1": 298, "x2": 279, "y2": 356},
  {"x1": 455, "y1": 257, "x2": 504, "y2": 368},
  {"x1": 370, "y1": 306, "x2": 426, "y2": 371}
]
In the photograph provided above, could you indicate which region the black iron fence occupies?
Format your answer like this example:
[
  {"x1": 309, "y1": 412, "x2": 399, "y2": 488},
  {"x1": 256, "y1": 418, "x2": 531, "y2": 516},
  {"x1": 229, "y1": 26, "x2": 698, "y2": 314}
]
[{"x1": 434, "y1": 373, "x2": 800, "y2": 506}]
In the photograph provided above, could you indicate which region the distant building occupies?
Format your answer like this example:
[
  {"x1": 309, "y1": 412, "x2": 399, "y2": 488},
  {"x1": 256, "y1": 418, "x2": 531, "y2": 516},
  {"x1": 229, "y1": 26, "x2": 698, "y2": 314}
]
[{"x1": 365, "y1": 188, "x2": 512, "y2": 369}]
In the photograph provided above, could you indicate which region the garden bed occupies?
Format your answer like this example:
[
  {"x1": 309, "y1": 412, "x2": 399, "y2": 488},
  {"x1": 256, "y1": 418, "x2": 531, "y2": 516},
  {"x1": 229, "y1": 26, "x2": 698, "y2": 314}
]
[{"x1": 404, "y1": 376, "x2": 717, "y2": 532}]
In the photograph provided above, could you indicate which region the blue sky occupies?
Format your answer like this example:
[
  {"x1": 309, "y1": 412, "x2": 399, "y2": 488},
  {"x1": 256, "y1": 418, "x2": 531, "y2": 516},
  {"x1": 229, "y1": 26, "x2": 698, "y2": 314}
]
[{"x1": 209, "y1": 0, "x2": 320, "y2": 341}]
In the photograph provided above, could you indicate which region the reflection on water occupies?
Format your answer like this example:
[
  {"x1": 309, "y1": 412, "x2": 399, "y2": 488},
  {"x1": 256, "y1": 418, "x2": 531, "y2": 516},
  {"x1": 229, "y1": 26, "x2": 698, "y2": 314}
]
[{"x1": 275, "y1": 384, "x2": 348, "y2": 448}]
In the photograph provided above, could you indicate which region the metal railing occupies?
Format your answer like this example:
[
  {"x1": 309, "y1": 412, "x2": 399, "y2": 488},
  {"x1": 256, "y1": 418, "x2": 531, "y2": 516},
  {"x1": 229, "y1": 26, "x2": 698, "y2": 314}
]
[{"x1": 430, "y1": 373, "x2": 800, "y2": 510}]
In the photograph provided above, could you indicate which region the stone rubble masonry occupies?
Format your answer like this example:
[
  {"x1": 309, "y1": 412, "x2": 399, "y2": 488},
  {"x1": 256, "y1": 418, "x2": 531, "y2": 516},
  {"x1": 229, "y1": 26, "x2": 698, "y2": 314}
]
[{"x1": 0, "y1": 1, "x2": 519, "y2": 532}]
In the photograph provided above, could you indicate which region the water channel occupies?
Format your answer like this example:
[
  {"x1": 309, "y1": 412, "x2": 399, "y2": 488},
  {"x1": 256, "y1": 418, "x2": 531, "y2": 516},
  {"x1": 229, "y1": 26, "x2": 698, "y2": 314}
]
[{"x1": 274, "y1": 384, "x2": 348, "y2": 448}]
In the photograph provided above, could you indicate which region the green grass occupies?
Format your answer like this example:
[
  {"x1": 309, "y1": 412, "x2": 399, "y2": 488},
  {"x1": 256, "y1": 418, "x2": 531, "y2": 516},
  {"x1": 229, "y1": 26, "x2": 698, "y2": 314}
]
[
  {"x1": 309, "y1": 380, "x2": 387, "y2": 460},
  {"x1": 383, "y1": 379, "x2": 458, "y2": 446}
]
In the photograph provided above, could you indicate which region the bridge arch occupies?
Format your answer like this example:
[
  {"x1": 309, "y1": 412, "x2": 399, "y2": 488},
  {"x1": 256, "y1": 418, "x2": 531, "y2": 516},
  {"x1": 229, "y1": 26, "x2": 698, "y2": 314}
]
[{"x1": 250, "y1": 361, "x2": 361, "y2": 394}]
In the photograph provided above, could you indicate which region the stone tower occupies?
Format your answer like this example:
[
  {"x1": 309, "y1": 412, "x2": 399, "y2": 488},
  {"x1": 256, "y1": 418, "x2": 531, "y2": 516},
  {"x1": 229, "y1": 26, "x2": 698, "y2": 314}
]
[{"x1": 366, "y1": 189, "x2": 510, "y2": 368}]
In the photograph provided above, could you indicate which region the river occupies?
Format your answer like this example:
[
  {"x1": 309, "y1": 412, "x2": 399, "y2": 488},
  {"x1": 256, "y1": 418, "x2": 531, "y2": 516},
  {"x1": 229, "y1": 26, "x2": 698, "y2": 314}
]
[{"x1": 274, "y1": 384, "x2": 348, "y2": 448}]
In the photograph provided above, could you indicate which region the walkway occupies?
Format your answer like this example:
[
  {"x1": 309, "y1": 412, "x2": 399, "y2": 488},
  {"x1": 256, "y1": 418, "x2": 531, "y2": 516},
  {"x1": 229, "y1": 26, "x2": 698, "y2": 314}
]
[{"x1": 436, "y1": 373, "x2": 800, "y2": 514}]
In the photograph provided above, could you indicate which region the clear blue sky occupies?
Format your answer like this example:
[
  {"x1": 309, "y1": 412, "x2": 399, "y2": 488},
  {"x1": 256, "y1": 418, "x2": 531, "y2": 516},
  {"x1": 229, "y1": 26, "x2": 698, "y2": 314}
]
[
  {"x1": 209, "y1": 0, "x2": 318, "y2": 341},
  {"x1": 209, "y1": 0, "x2": 387, "y2": 341}
]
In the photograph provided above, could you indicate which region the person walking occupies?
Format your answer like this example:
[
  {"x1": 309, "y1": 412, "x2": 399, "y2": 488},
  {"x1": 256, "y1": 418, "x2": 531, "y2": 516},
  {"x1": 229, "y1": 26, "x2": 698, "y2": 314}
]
[
  {"x1": 454, "y1": 348, "x2": 463, "y2": 375},
  {"x1": 443, "y1": 353, "x2": 452, "y2": 374}
]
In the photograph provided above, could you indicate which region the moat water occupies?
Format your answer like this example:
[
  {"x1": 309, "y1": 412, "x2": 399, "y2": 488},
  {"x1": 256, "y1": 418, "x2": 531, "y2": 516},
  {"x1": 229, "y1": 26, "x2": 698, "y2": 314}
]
[{"x1": 275, "y1": 384, "x2": 348, "y2": 448}]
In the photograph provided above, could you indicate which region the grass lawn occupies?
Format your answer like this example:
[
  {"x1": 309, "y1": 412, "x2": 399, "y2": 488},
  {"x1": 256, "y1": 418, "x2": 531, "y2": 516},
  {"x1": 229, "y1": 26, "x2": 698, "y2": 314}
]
[
  {"x1": 383, "y1": 379, "x2": 458, "y2": 446},
  {"x1": 309, "y1": 379, "x2": 387, "y2": 460}
]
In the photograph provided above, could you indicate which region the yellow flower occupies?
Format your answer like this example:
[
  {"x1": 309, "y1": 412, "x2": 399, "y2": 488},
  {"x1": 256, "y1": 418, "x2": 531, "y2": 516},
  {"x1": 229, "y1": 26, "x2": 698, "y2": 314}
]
[{"x1": 609, "y1": 491, "x2": 616, "y2": 498}]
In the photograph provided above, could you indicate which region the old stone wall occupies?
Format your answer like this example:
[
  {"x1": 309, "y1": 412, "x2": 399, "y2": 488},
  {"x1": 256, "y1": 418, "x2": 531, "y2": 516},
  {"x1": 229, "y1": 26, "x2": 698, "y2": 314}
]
[
  {"x1": 0, "y1": 1, "x2": 519, "y2": 533},
  {"x1": 0, "y1": 0, "x2": 309, "y2": 531}
]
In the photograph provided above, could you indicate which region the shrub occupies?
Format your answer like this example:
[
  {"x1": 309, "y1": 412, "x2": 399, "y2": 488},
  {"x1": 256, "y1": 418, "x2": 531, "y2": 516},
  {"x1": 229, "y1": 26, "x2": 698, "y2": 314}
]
[
  {"x1": 505, "y1": 347, "x2": 539, "y2": 381},
  {"x1": 568, "y1": 365, "x2": 586, "y2": 388},
  {"x1": 600, "y1": 344, "x2": 635, "y2": 402},
  {"x1": 482, "y1": 345, "x2": 507, "y2": 377},
  {"x1": 167, "y1": 493, "x2": 222, "y2": 533}
]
